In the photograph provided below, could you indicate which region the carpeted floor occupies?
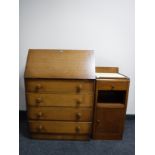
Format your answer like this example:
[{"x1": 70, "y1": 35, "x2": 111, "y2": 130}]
[{"x1": 19, "y1": 118, "x2": 135, "y2": 155}]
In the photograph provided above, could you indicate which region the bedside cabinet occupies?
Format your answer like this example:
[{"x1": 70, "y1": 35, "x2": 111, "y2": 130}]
[
  {"x1": 24, "y1": 49, "x2": 95, "y2": 140},
  {"x1": 93, "y1": 67, "x2": 130, "y2": 140}
]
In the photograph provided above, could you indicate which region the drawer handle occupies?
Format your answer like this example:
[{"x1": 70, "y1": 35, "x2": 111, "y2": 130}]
[
  {"x1": 35, "y1": 98, "x2": 42, "y2": 105},
  {"x1": 75, "y1": 126, "x2": 80, "y2": 133},
  {"x1": 36, "y1": 125, "x2": 43, "y2": 132},
  {"x1": 76, "y1": 113, "x2": 82, "y2": 120},
  {"x1": 35, "y1": 84, "x2": 42, "y2": 91},
  {"x1": 36, "y1": 112, "x2": 43, "y2": 118},
  {"x1": 76, "y1": 99, "x2": 82, "y2": 107},
  {"x1": 76, "y1": 84, "x2": 82, "y2": 93}
]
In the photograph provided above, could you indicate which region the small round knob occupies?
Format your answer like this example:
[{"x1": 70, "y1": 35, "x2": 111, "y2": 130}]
[
  {"x1": 36, "y1": 98, "x2": 42, "y2": 105},
  {"x1": 37, "y1": 125, "x2": 43, "y2": 132},
  {"x1": 36, "y1": 112, "x2": 43, "y2": 118},
  {"x1": 76, "y1": 85, "x2": 82, "y2": 93},
  {"x1": 76, "y1": 99, "x2": 82, "y2": 107},
  {"x1": 76, "y1": 113, "x2": 82, "y2": 120},
  {"x1": 75, "y1": 126, "x2": 80, "y2": 133},
  {"x1": 35, "y1": 84, "x2": 42, "y2": 91}
]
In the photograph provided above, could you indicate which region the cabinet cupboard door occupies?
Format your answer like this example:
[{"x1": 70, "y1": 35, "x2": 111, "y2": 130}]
[{"x1": 94, "y1": 104, "x2": 125, "y2": 139}]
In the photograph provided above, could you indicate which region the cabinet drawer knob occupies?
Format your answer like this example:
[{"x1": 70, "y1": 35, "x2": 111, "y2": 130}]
[
  {"x1": 75, "y1": 126, "x2": 80, "y2": 133},
  {"x1": 76, "y1": 113, "x2": 82, "y2": 120},
  {"x1": 37, "y1": 125, "x2": 43, "y2": 132},
  {"x1": 76, "y1": 84, "x2": 82, "y2": 93},
  {"x1": 36, "y1": 98, "x2": 42, "y2": 104},
  {"x1": 36, "y1": 112, "x2": 43, "y2": 118},
  {"x1": 76, "y1": 99, "x2": 82, "y2": 107},
  {"x1": 35, "y1": 84, "x2": 42, "y2": 91}
]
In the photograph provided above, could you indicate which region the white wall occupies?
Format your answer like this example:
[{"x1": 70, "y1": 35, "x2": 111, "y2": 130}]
[{"x1": 19, "y1": 0, "x2": 135, "y2": 114}]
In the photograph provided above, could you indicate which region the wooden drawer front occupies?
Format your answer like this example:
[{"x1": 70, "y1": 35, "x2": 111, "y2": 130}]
[
  {"x1": 28, "y1": 107, "x2": 93, "y2": 121},
  {"x1": 97, "y1": 79, "x2": 129, "y2": 90},
  {"x1": 26, "y1": 93, "x2": 94, "y2": 107},
  {"x1": 25, "y1": 79, "x2": 94, "y2": 93},
  {"x1": 29, "y1": 121, "x2": 92, "y2": 134}
]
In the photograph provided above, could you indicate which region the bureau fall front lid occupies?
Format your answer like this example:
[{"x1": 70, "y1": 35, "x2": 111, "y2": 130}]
[{"x1": 24, "y1": 49, "x2": 95, "y2": 79}]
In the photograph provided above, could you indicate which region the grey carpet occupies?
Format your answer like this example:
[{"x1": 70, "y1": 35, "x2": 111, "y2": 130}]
[{"x1": 19, "y1": 119, "x2": 135, "y2": 155}]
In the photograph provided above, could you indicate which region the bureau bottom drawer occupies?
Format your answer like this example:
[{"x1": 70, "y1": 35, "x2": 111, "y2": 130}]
[
  {"x1": 30, "y1": 133, "x2": 90, "y2": 140},
  {"x1": 29, "y1": 121, "x2": 92, "y2": 134}
]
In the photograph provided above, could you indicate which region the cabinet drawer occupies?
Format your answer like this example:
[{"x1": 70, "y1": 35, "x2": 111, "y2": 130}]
[
  {"x1": 29, "y1": 121, "x2": 92, "y2": 134},
  {"x1": 25, "y1": 79, "x2": 94, "y2": 93},
  {"x1": 96, "y1": 79, "x2": 129, "y2": 90},
  {"x1": 26, "y1": 93, "x2": 94, "y2": 107},
  {"x1": 28, "y1": 107, "x2": 93, "y2": 121}
]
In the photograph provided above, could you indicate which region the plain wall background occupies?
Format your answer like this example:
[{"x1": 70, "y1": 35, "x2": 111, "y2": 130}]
[{"x1": 19, "y1": 0, "x2": 135, "y2": 114}]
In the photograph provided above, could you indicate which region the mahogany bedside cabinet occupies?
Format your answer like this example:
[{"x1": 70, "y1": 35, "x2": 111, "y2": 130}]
[
  {"x1": 24, "y1": 49, "x2": 95, "y2": 140},
  {"x1": 93, "y1": 67, "x2": 130, "y2": 140}
]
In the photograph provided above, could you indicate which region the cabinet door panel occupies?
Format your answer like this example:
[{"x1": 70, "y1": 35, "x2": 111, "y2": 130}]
[{"x1": 95, "y1": 104, "x2": 125, "y2": 136}]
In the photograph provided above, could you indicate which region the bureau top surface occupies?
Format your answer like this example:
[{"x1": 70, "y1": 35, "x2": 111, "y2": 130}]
[{"x1": 24, "y1": 49, "x2": 95, "y2": 79}]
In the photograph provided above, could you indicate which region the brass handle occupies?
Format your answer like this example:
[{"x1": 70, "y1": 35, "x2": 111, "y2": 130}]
[
  {"x1": 36, "y1": 112, "x2": 43, "y2": 118},
  {"x1": 35, "y1": 97, "x2": 42, "y2": 105},
  {"x1": 76, "y1": 113, "x2": 82, "y2": 120},
  {"x1": 76, "y1": 84, "x2": 82, "y2": 93},
  {"x1": 75, "y1": 126, "x2": 80, "y2": 133},
  {"x1": 35, "y1": 84, "x2": 42, "y2": 91},
  {"x1": 76, "y1": 99, "x2": 82, "y2": 107},
  {"x1": 37, "y1": 125, "x2": 43, "y2": 132}
]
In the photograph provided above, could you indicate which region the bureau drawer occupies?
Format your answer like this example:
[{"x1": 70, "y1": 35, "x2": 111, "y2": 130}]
[
  {"x1": 28, "y1": 107, "x2": 93, "y2": 121},
  {"x1": 26, "y1": 93, "x2": 94, "y2": 107},
  {"x1": 29, "y1": 121, "x2": 92, "y2": 134},
  {"x1": 96, "y1": 79, "x2": 129, "y2": 90},
  {"x1": 25, "y1": 79, "x2": 94, "y2": 93}
]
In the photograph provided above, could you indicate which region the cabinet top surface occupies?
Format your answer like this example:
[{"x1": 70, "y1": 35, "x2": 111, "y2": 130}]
[{"x1": 24, "y1": 49, "x2": 95, "y2": 79}]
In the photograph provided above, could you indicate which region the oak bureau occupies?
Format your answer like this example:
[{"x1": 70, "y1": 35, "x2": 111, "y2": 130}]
[
  {"x1": 24, "y1": 49, "x2": 130, "y2": 140},
  {"x1": 24, "y1": 49, "x2": 95, "y2": 140}
]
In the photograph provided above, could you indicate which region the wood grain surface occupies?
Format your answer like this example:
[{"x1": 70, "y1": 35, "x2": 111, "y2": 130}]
[{"x1": 24, "y1": 49, "x2": 95, "y2": 79}]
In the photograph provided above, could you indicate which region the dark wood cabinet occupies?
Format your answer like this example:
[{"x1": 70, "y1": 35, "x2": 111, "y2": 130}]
[
  {"x1": 93, "y1": 67, "x2": 130, "y2": 140},
  {"x1": 94, "y1": 104, "x2": 125, "y2": 139}
]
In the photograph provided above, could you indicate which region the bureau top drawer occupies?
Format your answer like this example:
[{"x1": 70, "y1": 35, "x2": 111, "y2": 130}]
[
  {"x1": 96, "y1": 79, "x2": 129, "y2": 90},
  {"x1": 25, "y1": 79, "x2": 94, "y2": 93}
]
